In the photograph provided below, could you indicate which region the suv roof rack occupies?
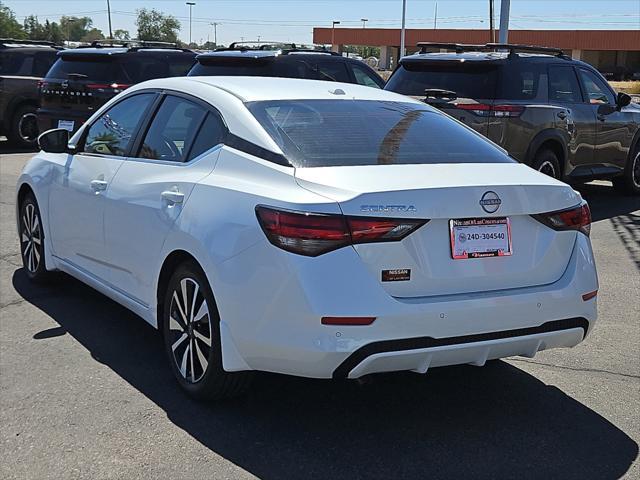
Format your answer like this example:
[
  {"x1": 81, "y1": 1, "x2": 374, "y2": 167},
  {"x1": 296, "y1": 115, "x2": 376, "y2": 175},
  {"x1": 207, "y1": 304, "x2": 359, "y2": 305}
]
[
  {"x1": 83, "y1": 39, "x2": 191, "y2": 52},
  {"x1": 0, "y1": 38, "x2": 61, "y2": 48},
  {"x1": 220, "y1": 41, "x2": 339, "y2": 55},
  {"x1": 416, "y1": 42, "x2": 569, "y2": 59}
]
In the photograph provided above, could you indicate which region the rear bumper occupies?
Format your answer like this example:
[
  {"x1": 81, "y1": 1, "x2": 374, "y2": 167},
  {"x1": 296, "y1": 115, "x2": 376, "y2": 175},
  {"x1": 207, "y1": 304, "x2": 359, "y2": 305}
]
[{"x1": 215, "y1": 232, "x2": 598, "y2": 379}]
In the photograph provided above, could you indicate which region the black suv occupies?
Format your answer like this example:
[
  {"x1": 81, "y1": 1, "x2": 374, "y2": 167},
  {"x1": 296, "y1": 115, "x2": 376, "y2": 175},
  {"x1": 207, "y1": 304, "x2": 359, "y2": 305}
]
[
  {"x1": 37, "y1": 41, "x2": 196, "y2": 134},
  {"x1": 188, "y1": 42, "x2": 385, "y2": 88},
  {"x1": 385, "y1": 43, "x2": 640, "y2": 195},
  {"x1": 0, "y1": 39, "x2": 60, "y2": 148}
]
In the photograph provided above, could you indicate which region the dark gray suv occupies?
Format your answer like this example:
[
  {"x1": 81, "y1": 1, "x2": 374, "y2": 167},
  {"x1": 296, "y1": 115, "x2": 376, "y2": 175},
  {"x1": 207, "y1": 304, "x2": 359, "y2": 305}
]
[{"x1": 385, "y1": 43, "x2": 640, "y2": 195}]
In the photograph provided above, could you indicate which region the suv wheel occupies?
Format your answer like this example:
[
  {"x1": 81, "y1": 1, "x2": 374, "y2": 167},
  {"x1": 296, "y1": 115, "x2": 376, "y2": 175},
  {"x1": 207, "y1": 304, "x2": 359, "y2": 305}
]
[
  {"x1": 162, "y1": 260, "x2": 252, "y2": 400},
  {"x1": 612, "y1": 149, "x2": 640, "y2": 196},
  {"x1": 9, "y1": 104, "x2": 39, "y2": 149},
  {"x1": 532, "y1": 149, "x2": 561, "y2": 180}
]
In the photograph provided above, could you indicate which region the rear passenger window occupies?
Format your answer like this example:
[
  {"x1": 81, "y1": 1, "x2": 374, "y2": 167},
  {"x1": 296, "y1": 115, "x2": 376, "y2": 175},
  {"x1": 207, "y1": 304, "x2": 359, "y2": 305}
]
[
  {"x1": 138, "y1": 96, "x2": 207, "y2": 162},
  {"x1": 187, "y1": 112, "x2": 227, "y2": 161},
  {"x1": 83, "y1": 93, "x2": 154, "y2": 156},
  {"x1": 500, "y1": 64, "x2": 545, "y2": 100},
  {"x1": 351, "y1": 64, "x2": 382, "y2": 88},
  {"x1": 548, "y1": 66, "x2": 581, "y2": 103},
  {"x1": 316, "y1": 61, "x2": 350, "y2": 82}
]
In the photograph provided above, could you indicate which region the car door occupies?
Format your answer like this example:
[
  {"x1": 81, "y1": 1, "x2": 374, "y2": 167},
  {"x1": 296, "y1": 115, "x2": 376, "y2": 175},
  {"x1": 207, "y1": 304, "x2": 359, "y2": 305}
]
[
  {"x1": 547, "y1": 65, "x2": 596, "y2": 174},
  {"x1": 47, "y1": 92, "x2": 156, "y2": 281},
  {"x1": 577, "y1": 67, "x2": 632, "y2": 171},
  {"x1": 103, "y1": 93, "x2": 227, "y2": 305}
]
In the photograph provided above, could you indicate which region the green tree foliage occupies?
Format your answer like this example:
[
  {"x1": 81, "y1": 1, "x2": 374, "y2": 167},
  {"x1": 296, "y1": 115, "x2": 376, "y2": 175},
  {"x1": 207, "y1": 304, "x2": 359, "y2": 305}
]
[
  {"x1": 0, "y1": 1, "x2": 27, "y2": 38},
  {"x1": 81, "y1": 28, "x2": 104, "y2": 42},
  {"x1": 60, "y1": 16, "x2": 94, "y2": 41},
  {"x1": 135, "y1": 8, "x2": 180, "y2": 43},
  {"x1": 21, "y1": 15, "x2": 64, "y2": 44},
  {"x1": 113, "y1": 29, "x2": 130, "y2": 41}
]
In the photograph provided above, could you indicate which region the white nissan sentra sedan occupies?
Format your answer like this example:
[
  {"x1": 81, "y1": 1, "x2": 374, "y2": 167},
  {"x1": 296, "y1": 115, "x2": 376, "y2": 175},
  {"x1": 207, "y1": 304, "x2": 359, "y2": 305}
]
[{"x1": 17, "y1": 76, "x2": 598, "y2": 399}]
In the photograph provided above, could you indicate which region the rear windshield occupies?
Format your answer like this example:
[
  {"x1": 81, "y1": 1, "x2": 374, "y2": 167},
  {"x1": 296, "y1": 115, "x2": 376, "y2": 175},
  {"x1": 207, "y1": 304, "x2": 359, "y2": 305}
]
[
  {"x1": 386, "y1": 63, "x2": 498, "y2": 99},
  {"x1": 247, "y1": 100, "x2": 511, "y2": 168},
  {"x1": 190, "y1": 58, "x2": 315, "y2": 79},
  {"x1": 46, "y1": 57, "x2": 126, "y2": 82}
]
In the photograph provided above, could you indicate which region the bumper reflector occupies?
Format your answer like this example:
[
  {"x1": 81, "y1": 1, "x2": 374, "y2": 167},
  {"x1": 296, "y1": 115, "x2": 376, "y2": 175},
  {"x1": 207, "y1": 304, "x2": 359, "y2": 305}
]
[
  {"x1": 321, "y1": 317, "x2": 376, "y2": 326},
  {"x1": 582, "y1": 290, "x2": 598, "y2": 301}
]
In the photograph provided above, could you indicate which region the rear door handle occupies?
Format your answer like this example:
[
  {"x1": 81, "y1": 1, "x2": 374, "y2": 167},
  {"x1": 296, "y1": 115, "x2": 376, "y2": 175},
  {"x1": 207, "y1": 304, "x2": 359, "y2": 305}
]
[
  {"x1": 90, "y1": 179, "x2": 108, "y2": 192},
  {"x1": 161, "y1": 190, "x2": 184, "y2": 205},
  {"x1": 597, "y1": 114, "x2": 606, "y2": 122}
]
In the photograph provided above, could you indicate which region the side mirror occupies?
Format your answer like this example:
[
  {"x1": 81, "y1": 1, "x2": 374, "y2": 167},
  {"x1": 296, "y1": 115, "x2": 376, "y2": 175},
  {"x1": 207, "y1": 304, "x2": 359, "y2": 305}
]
[
  {"x1": 38, "y1": 128, "x2": 70, "y2": 154},
  {"x1": 616, "y1": 92, "x2": 632, "y2": 110}
]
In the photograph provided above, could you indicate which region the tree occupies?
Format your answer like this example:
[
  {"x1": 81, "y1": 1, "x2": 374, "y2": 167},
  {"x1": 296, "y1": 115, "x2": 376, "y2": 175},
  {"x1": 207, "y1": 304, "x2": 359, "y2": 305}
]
[
  {"x1": 135, "y1": 9, "x2": 180, "y2": 43},
  {"x1": 0, "y1": 1, "x2": 26, "y2": 38},
  {"x1": 81, "y1": 28, "x2": 104, "y2": 42},
  {"x1": 113, "y1": 29, "x2": 130, "y2": 41},
  {"x1": 60, "y1": 16, "x2": 93, "y2": 41}
]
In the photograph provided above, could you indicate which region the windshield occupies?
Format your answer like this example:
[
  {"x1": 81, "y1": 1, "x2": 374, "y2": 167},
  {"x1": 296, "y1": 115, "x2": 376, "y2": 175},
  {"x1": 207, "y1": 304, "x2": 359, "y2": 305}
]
[
  {"x1": 46, "y1": 57, "x2": 127, "y2": 82},
  {"x1": 386, "y1": 63, "x2": 498, "y2": 99},
  {"x1": 189, "y1": 58, "x2": 316, "y2": 79},
  {"x1": 247, "y1": 100, "x2": 511, "y2": 168}
]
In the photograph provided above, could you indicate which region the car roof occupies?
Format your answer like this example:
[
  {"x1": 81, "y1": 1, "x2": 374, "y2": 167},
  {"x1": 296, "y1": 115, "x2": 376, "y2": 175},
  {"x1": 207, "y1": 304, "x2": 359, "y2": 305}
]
[
  {"x1": 130, "y1": 75, "x2": 419, "y2": 103},
  {"x1": 196, "y1": 49, "x2": 343, "y2": 61}
]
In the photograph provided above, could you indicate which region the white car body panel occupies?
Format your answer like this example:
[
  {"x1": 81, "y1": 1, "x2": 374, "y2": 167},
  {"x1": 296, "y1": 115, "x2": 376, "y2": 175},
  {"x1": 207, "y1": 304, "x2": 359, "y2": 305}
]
[{"x1": 17, "y1": 76, "x2": 598, "y2": 380}]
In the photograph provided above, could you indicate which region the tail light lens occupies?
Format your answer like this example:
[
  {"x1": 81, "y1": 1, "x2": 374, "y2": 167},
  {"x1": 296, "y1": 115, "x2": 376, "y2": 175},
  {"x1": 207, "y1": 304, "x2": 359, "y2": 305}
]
[
  {"x1": 455, "y1": 103, "x2": 525, "y2": 118},
  {"x1": 532, "y1": 202, "x2": 591, "y2": 236},
  {"x1": 87, "y1": 83, "x2": 131, "y2": 92},
  {"x1": 255, "y1": 206, "x2": 428, "y2": 256}
]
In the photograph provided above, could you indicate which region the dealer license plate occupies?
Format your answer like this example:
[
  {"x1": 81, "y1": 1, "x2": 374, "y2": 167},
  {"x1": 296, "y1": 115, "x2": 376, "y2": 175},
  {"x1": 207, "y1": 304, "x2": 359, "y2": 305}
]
[{"x1": 450, "y1": 217, "x2": 512, "y2": 259}]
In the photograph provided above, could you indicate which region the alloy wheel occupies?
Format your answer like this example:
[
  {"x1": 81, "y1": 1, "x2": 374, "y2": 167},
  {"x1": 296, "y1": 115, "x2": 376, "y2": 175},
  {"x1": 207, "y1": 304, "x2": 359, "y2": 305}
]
[
  {"x1": 538, "y1": 160, "x2": 557, "y2": 178},
  {"x1": 21, "y1": 203, "x2": 42, "y2": 273},
  {"x1": 168, "y1": 278, "x2": 213, "y2": 383},
  {"x1": 633, "y1": 152, "x2": 640, "y2": 189},
  {"x1": 18, "y1": 113, "x2": 38, "y2": 143}
]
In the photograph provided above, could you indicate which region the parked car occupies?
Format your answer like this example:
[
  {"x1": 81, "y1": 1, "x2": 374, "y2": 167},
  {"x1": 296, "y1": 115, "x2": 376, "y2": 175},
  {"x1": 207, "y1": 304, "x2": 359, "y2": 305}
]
[
  {"x1": 385, "y1": 43, "x2": 640, "y2": 195},
  {"x1": 0, "y1": 39, "x2": 60, "y2": 148},
  {"x1": 18, "y1": 76, "x2": 598, "y2": 399},
  {"x1": 37, "y1": 41, "x2": 196, "y2": 134},
  {"x1": 189, "y1": 42, "x2": 385, "y2": 88}
]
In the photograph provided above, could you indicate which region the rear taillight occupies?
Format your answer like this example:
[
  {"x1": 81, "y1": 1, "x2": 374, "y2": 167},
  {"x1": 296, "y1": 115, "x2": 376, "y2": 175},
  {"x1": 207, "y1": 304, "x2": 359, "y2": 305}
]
[
  {"x1": 532, "y1": 202, "x2": 591, "y2": 236},
  {"x1": 455, "y1": 103, "x2": 525, "y2": 118},
  {"x1": 87, "y1": 83, "x2": 131, "y2": 92},
  {"x1": 255, "y1": 206, "x2": 428, "y2": 256}
]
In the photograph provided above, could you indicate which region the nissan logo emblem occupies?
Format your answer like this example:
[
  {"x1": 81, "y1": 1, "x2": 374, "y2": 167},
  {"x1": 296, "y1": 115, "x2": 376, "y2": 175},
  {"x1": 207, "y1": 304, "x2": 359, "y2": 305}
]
[{"x1": 479, "y1": 191, "x2": 501, "y2": 213}]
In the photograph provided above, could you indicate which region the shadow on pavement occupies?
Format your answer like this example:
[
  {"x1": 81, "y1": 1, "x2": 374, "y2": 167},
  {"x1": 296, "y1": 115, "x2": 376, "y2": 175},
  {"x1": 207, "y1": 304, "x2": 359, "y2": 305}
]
[
  {"x1": 12, "y1": 268, "x2": 638, "y2": 480},
  {"x1": 576, "y1": 182, "x2": 640, "y2": 222},
  {"x1": 0, "y1": 139, "x2": 37, "y2": 155}
]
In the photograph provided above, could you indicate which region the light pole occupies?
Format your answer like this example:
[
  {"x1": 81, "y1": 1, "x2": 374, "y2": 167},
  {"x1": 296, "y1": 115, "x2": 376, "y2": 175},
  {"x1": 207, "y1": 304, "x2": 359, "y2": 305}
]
[
  {"x1": 186, "y1": 2, "x2": 195, "y2": 45},
  {"x1": 361, "y1": 18, "x2": 368, "y2": 28},
  {"x1": 499, "y1": 0, "x2": 511, "y2": 43},
  {"x1": 106, "y1": 0, "x2": 113, "y2": 39},
  {"x1": 210, "y1": 22, "x2": 219, "y2": 48},
  {"x1": 400, "y1": 0, "x2": 407, "y2": 58},
  {"x1": 331, "y1": 20, "x2": 340, "y2": 49}
]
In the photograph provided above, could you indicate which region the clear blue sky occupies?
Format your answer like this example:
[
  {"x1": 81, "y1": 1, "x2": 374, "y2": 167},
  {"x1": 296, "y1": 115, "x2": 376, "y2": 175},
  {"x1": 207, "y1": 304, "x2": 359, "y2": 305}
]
[{"x1": 6, "y1": 0, "x2": 640, "y2": 45}]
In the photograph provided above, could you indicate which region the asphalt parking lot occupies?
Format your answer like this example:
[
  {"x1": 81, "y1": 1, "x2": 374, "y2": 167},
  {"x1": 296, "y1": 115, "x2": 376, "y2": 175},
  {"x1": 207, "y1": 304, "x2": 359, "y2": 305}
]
[{"x1": 1, "y1": 144, "x2": 638, "y2": 479}]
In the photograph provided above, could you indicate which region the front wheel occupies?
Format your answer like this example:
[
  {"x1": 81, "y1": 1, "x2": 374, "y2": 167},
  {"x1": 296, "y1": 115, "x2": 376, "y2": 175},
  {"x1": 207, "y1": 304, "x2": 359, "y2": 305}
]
[
  {"x1": 532, "y1": 148, "x2": 561, "y2": 180},
  {"x1": 162, "y1": 260, "x2": 252, "y2": 400},
  {"x1": 19, "y1": 193, "x2": 50, "y2": 282},
  {"x1": 612, "y1": 150, "x2": 640, "y2": 196}
]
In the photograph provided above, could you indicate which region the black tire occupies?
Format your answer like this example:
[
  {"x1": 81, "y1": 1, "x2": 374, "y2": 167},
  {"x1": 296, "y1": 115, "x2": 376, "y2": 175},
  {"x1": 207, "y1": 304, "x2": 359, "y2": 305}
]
[
  {"x1": 162, "y1": 260, "x2": 252, "y2": 400},
  {"x1": 532, "y1": 148, "x2": 561, "y2": 180},
  {"x1": 19, "y1": 193, "x2": 50, "y2": 283},
  {"x1": 612, "y1": 149, "x2": 640, "y2": 196},
  {"x1": 7, "y1": 104, "x2": 39, "y2": 149}
]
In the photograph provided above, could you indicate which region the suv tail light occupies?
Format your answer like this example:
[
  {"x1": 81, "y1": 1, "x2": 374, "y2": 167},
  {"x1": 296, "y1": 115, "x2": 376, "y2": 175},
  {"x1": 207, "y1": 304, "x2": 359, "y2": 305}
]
[
  {"x1": 255, "y1": 206, "x2": 428, "y2": 256},
  {"x1": 455, "y1": 103, "x2": 525, "y2": 118},
  {"x1": 87, "y1": 83, "x2": 131, "y2": 92},
  {"x1": 532, "y1": 202, "x2": 591, "y2": 236}
]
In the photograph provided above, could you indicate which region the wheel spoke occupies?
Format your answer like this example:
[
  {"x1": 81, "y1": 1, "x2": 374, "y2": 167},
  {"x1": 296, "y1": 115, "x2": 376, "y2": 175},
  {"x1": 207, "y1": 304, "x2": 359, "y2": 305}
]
[
  {"x1": 21, "y1": 231, "x2": 29, "y2": 243},
  {"x1": 194, "y1": 329, "x2": 211, "y2": 347},
  {"x1": 194, "y1": 339, "x2": 208, "y2": 374},
  {"x1": 28, "y1": 247, "x2": 35, "y2": 272},
  {"x1": 180, "y1": 279, "x2": 189, "y2": 321},
  {"x1": 23, "y1": 214, "x2": 30, "y2": 233},
  {"x1": 32, "y1": 236, "x2": 41, "y2": 245},
  {"x1": 33, "y1": 244, "x2": 40, "y2": 264},
  {"x1": 179, "y1": 342, "x2": 190, "y2": 378},
  {"x1": 189, "y1": 338, "x2": 195, "y2": 382},
  {"x1": 172, "y1": 291, "x2": 188, "y2": 325},
  {"x1": 193, "y1": 300, "x2": 208, "y2": 323},
  {"x1": 171, "y1": 333, "x2": 188, "y2": 352},
  {"x1": 169, "y1": 314, "x2": 186, "y2": 332},
  {"x1": 31, "y1": 215, "x2": 39, "y2": 235},
  {"x1": 189, "y1": 283, "x2": 199, "y2": 323}
]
